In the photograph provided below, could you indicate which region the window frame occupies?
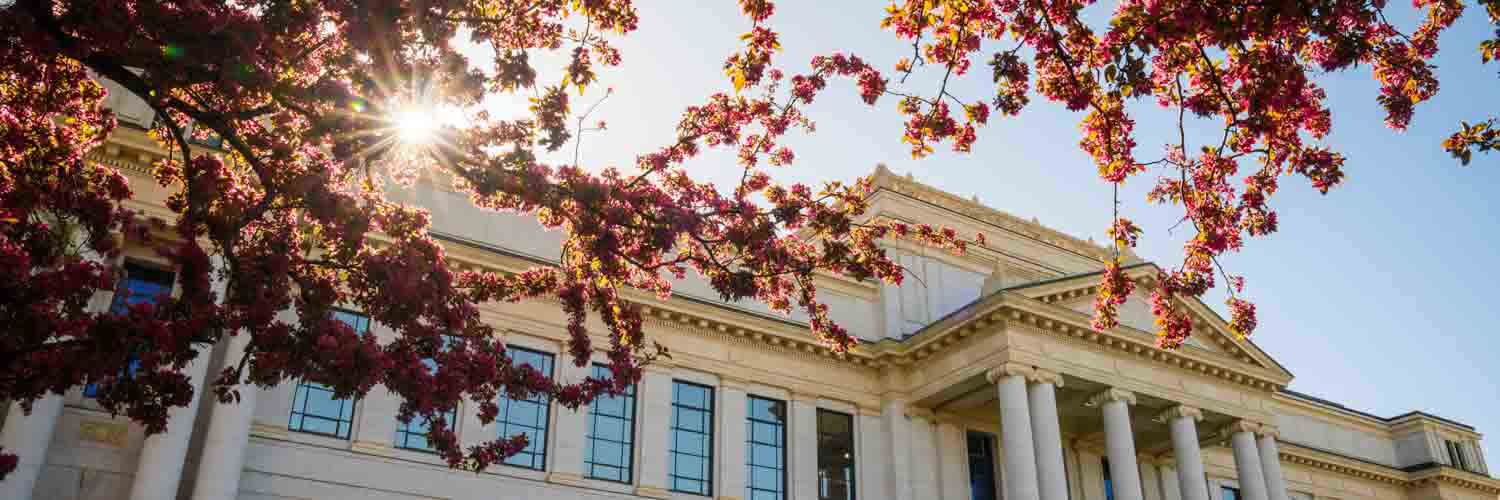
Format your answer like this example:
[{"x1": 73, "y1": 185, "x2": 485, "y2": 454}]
[
  {"x1": 84, "y1": 261, "x2": 175, "y2": 398},
  {"x1": 967, "y1": 430, "x2": 999, "y2": 500},
  {"x1": 669, "y1": 380, "x2": 716, "y2": 496},
  {"x1": 286, "y1": 308, "x2": 368, "y2": 440},
  {"x1": 815, "y1": 408, "x2": 857, "y2": 500},
  {"x1": 583, "y1": 363, "x2": 638, "y2": 483},
  {"x1": 494, "y1": 346, "x2": 556, "y2": 470},
  {"x1": 393, "y1": 335, "x2": 461, "y2": 453},
  {"x1": 746, "y1": 395, "x2": 788, "y2": 500},
  {"x1": 1221, "y1": 485, "x2": 1241, "y2": 500}
]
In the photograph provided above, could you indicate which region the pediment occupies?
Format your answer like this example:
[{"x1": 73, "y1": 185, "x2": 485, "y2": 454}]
[{"x1": 1006, "y1": 263, "x2": 1292, "y2": 380}]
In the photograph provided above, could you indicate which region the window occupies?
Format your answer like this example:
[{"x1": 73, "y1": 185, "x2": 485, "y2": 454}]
[
  {"x1": 1221, "y1": 486, "x2": 1241, "y2": 500},
  {"x1": 585, "y1": 364, "x2": 636, "y2": 482},
  {"x1": 746, "y1": 396, "x2": 787, "y2": 500},
  {"x1": 496, "y1": 347, "x2": 554, "y2": 469},
  {"x1": 84, "y1": 263, "x2": 174, "y2": 397},
  {"x1": 1447, "y1": 440, "x2": 1470, "y2": 471},
  {"x1": 288, "y1": 310, "x2": 368, "y2": 439},
  {"x1": 670, "y1": 381, "x2": 715, "y2": 496},
  {"x1": 967, "y1": 431, "x2": 998, "y2": 500},
  {"x1": 394, "y1": 336, "x2": 459, "y2": 453},
  {"x1": 816, "y1": 409, "x2": 856, "y2": 500},
  {"x1": 1103, "y1": 458, "x2": 1114, "y2": 500}
]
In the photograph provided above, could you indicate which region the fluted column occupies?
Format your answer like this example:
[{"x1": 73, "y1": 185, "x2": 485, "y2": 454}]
[
  {"x1": 633, "y1": 363, "x2": 674, "y2": 499},
  {"x1": 1028, "y1": 369, "x2": 1068, "y2": 500},
  {"x1": 882, "y1": 397, "x2": 914, "y2": 500},
  {"x1": 1092, "y1": 388, "x2": 1144, "y2": 500},
  {"x1": 0, "y1": 396, "x2": 65, "y2": 500},
  {"x1": 1159, "y1": 405, "x2": 1209, "y2": 500},
  {"x1": 989, "y1": 363, "x2": 1040, "y2": 500},
  {"x1": 190, "y1": 331, "x2": 259, "y2": 500},
  {"x1": 129, "y1": 346, "x2": 214, "y2": 500},
  {"x1": 908, "y1": 408, "x2": 941, "y2": 500},
  {"x1": 718, "y1": 378, "x2": 749, "y2": 500},
  {"x1": 1257, "y1": 427, "x2": 1288, "y2": 500},
  {"x1": 1228, "y1": 421, "x2": 1270, "y2": 500},
  {"x1": 791, "y1": 393, "x2": 819, "y2": 500},
  {"x1": 935, "y1": 415, "x2": 969, "y2": 500}
]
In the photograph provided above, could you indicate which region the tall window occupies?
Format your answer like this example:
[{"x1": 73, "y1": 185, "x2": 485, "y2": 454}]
[
  {"x1": 1447, "y1": 440, "x2": 1470, "y2": 471},
  {"x1": 394, "y1": 336, "x2": 459, "y2": 453},
  {"x1": 496, "y1": 347, "x2": 555, "y2": 470},
  {"x1": 585, "y1": 364, "x2": 637, "y2": 483},
  {"x1": 967, "y1": 431, "x2": 998, "y2": 500},
  {"x1": 1221, "y1": 486, "x2": 1240, "y2": 500},
  {"x1": 85, "y1": 263, "x2": 175, "y2": 397},
  {"x1": 670, "y1": 381, "x2": 715, "y2": 496},
  {"x1": 746, "y1": 396, "x2": 787, "y2": 500},
  {"x1": 288, "y1": 309, "x2": 368, "y2": 439},
  {"x1": 816, "y1": 409, "x2": 856, "y2": 500},
  {"x1": 1103, "y1": 458, "x2": 1114, "y2": 500}
]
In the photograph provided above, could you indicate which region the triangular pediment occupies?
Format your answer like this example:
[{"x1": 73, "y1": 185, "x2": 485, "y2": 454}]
[{"x1": 1005, "y1": 263, "x2": 1292, "y2": 380}]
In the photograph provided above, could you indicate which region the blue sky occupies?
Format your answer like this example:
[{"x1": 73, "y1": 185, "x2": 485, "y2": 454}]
[{"x1": 504, "y1": 3, "x2": 1500, "y2": 461}]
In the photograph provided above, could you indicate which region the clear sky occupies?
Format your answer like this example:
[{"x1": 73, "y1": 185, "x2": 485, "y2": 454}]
[{"x1": 497, "y1": 3, "x2": 1500, "y2": 462}]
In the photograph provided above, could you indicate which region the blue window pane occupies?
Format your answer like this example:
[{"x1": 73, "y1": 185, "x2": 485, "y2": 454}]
[
  {"x1": 395, "y1": 408, "x2": 457, "y2": 452},
  {"x1": 746, "y1": 396, "x2": 786, "y2": 500},
  {"x1": 332, "y1": 309, "x2": 370, "y2": 334},
  {"x1": 670, "y1": 381, "x2": 714, "y2": 496},
  {"x1": 968, "y1": 431, "x2": 997, "y2": 500},
  {"x1": 496, "y1": 347, "x2": 554, "y2": 470},
  {"x1": 88, "y1": 264, "x2": 173, "y2": 398},
  {"x1": 288, "y1": 310, "x2": 364, "y2": 440},
  {"x1": 1221, "y1": 487, "x2": 1240, "y2": 500}
]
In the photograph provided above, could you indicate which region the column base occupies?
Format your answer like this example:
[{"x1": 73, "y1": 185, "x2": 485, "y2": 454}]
[{"x1": 634, "y1": 485, "x2": 673, "y2": 499}]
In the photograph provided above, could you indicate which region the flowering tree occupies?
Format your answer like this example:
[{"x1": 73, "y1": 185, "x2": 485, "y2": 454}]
[{"x1": 0, "y1": 0, "x2": 1488, "y2": 479}]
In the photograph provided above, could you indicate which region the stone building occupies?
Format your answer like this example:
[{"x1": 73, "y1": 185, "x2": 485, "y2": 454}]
[{"x1": 1, "y1": 90, "x2": 1497, "y2": 500}]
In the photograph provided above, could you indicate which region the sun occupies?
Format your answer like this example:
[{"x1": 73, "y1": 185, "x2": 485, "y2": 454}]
[{"x1": 390, "y1": 107, "x2": 440, "y2": 145}]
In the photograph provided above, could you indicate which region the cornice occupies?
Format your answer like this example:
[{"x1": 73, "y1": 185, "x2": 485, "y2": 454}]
[{"x1": 1279, "y1": 442, "x2": 1500, "y2": 495}]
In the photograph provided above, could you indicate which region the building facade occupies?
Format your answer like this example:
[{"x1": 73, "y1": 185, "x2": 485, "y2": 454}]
[{"x1": 1, "y1": 99, "x2": 1498, "y2": 500}]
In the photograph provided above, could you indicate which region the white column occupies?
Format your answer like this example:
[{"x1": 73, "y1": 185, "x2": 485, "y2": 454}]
[
  {"x1": 1092, "y1": 388, "x2": 1144, "y2": 500},
  {"x1": 989, "y1": 364, "x2": 1039, "y2": 500},
  {"x1": 1160, "y1": 405, "x2": 1210, "y2": 500},
  {"x1": 128, "y1": 348, "x2": 214, "y2": 500},
  {"x1": 0, "y1": 396, "x2": 65, "y2": 500},
  {"x1": 718, "y1": 379, "x2": 749, "y2": 500},
  {"x1": 936, "y1": 416, "x2": 969, "y2": 500},
  {"x1": 1028, "y1": 370, "x2": 1068, "y2": 500},
  {"x1": 857, "y1": 407, "x2": 888, "y2": 500},
  {"x1": 1469, "y1": 440, "x2": 1489, "y2": 474},
  {"x1": 791, "y1": 394, "x2": 819, "y2": 500},
  {"x1": 547, "y1": 360, "x2": 592, "y2": 484},
  {"x1": 1159, "y1": 464, "x2": 1183, "y2": 500},
  {"x1": 908, "y1": 409, "x2": 941, "y2": 500},
  {"x1": 189, "y1": 332, "x2": 259, "y2": 500},
  {"x1": 633, "y1": 364, "x2": 674, "y2": 499},
  {"x1": 881, "y1": 398, "x2": 913, "y2": 500},
  {"x1": 1257, "y1": 428, "x2": 1289, "y2": 500},
  {"x1": 1229, "y1": 421, "x2": 1270, "y2": 500},
  {"x1": 1140, "y1": 462, "x2": 1164, "y2": 500}
]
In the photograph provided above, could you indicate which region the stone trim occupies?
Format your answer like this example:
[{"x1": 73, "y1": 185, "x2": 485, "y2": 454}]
[{"x1": 1273, "y1": 442, "x2": 1500, "y2": 495}]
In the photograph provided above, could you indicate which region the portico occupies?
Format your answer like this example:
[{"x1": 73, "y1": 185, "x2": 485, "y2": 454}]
[{"x1": 864, "y1": 263, "x2": 1297, "y2": 500}]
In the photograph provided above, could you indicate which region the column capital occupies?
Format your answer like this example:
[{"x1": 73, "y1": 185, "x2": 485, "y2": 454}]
[
  {"x1": 1257, "y1": 424, "x2": 1281, "y2": 439},
  {"x1": 1086, "y1": 388, "x2": 1137, "y2": 407},
  {"x1": 1155, "y1": 404, "x2": 1204, "y2": 422},
  {"x1": 985, "y1": 362, "x2": 1034, "y2": 384},
  {"x1": 790, "y1": 391, "x2": 819, "y2": 404},
  {"x1": 1229, "y1": 419, "x2": 1262, "y2": 435},
  {"x1": 1027, "y1": 368, "x2": 1065, "y2": 387}
]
